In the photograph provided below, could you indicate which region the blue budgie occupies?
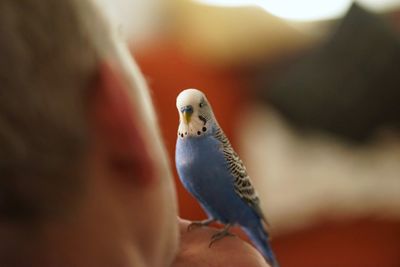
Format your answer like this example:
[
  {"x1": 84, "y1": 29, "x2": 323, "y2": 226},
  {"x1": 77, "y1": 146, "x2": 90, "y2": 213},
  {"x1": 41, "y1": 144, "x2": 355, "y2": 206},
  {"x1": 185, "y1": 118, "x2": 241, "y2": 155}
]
[{"x1": 175, "y1": 88, "x2": 279, "y2": 267}]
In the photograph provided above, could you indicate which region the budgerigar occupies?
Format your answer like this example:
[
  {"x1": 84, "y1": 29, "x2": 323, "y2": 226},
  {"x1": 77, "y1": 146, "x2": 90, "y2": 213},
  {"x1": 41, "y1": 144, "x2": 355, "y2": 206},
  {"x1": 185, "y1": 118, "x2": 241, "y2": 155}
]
[{"x1": 175, "y1": 88, "x2": 279, "y2": 267}]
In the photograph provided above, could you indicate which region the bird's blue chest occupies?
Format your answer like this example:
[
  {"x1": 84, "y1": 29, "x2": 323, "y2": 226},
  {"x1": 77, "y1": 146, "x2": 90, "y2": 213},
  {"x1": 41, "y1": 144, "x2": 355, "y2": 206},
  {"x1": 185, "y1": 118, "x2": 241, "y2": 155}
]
[
  {"x1": 176, "y1": 135, "x2": 227, "y2": 186},
  {"x1": 175, "y1": 134, "x2": 252, "y2": 223},
  {"x1": 176, "y1": 133, "x2": 236, "y2": 196}
]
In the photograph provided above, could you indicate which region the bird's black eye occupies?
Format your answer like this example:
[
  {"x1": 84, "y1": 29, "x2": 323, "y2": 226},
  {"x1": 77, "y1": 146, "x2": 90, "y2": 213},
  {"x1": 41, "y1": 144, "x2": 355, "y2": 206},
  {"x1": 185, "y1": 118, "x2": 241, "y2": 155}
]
[{"x1": 199, "y1": 102, "x2": 204, "y2": 108}]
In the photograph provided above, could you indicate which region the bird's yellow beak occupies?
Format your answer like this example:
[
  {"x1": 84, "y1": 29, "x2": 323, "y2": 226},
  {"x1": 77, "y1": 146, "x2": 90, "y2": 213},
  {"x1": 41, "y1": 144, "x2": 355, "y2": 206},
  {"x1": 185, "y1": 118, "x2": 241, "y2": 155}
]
[
  {"x1": 181, "y1": 105, "x2": 193, "y2": 125},
  {"x1": 183, "y1": 111, "x2": 192, "y2": 124}
]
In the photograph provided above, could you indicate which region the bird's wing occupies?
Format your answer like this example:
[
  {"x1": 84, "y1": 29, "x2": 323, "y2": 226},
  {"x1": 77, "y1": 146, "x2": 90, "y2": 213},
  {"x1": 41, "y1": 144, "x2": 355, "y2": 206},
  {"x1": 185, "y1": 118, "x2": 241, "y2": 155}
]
[{"x1": 214, "y1": 126, "x2": 269, "y2": 227}]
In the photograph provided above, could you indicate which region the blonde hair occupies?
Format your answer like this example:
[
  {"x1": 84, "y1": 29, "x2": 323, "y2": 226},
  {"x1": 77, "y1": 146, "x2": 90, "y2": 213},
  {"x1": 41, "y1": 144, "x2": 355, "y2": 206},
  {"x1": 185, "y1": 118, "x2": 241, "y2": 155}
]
[
  {"x1": 0, "y1": 0, "x2": 175, "y2": 222},
  {"x1": 0, "y1": 0, "x2": 98, "y2": 220}
]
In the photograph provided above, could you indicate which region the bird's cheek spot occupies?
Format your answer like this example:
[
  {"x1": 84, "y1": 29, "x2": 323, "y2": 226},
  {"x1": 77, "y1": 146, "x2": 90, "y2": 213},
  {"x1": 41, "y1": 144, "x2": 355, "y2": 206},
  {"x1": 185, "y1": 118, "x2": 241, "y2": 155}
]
[{"x1": 197, "y1": 131, "x2": 201, "y2": 135}]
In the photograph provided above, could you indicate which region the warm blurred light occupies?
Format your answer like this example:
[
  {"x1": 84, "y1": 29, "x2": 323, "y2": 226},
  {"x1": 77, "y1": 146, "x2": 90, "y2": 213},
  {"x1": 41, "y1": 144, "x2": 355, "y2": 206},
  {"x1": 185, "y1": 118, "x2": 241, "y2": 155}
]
[
  {"x1": 258, "y1": 0, "x2": 351, "y2": 21},
  {"x1": 359, "y1": 0, "x2": 400, "y2": 11},
  {"x1": 193, "y1": 0, "x2": 400, "y2": 21},
  {"x1": 96, "y1": 0, "x2": 162, "y2": 41}
]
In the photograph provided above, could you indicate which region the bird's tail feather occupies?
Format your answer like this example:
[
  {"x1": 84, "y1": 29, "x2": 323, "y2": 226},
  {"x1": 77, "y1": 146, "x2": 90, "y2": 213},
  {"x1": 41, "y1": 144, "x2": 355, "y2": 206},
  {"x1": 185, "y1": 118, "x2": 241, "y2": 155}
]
[{"x1": 243, "y1": 223, "x2": 279, "y2": 267}]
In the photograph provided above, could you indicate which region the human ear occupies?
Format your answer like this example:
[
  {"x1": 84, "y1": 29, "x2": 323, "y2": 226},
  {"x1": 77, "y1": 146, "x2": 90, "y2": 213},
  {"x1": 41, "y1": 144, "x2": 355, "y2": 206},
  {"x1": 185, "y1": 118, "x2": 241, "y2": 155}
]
[{"x1": 88, "y1": 62, "x2": 154, "y2": 186}]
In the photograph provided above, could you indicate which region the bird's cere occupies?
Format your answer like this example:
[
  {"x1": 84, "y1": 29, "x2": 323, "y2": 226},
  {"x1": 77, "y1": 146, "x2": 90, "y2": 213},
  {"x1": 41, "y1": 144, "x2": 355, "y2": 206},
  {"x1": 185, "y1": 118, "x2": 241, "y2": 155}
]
[{"x1": 180, "y1": 105, "x2": 193, "y2": 124}]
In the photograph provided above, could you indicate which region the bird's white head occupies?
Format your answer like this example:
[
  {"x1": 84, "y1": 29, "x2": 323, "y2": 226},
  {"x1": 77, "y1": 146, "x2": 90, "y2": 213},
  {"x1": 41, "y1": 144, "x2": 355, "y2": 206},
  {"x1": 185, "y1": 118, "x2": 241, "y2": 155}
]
[{"x1": 176, "y1": 89, "x2": 215, "y2": 138}]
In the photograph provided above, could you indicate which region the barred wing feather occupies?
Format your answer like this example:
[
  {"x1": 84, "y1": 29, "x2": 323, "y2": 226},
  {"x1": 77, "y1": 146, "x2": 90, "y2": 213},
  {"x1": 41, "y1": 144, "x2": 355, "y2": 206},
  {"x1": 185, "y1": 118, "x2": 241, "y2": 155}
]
[{"x1": 214, "y1": 127, "x2": 269, "y2": 227}]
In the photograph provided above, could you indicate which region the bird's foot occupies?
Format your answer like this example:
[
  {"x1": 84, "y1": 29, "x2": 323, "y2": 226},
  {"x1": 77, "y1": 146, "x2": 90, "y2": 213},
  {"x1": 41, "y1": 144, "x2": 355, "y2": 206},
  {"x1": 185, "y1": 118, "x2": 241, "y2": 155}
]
[
  {"x1": 209, "y1": 224, "x2": 235, "y2": 247},
  {"x1": 187, "y1": 218, "x2": 216, "y2": 232}
]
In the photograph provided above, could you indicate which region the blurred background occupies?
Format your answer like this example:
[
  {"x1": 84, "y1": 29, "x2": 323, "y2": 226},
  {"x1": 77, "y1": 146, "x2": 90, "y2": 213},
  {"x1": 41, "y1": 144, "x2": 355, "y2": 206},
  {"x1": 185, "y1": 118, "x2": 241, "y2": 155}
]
[{"x1": 98, "y1": 0, "x2": 400, "y2": 266}]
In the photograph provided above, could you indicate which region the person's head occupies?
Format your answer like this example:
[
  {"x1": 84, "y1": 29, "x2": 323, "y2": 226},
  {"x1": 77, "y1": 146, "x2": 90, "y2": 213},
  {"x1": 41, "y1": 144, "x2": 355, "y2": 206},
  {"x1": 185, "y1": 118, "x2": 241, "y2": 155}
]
[{"x1": 0, "y1": 0, "x2": 178, "y2": 266}]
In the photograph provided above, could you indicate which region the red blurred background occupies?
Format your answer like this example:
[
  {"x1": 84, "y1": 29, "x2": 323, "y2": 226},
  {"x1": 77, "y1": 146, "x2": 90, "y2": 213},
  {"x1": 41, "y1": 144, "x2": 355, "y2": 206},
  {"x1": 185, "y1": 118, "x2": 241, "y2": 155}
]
[
  {"x1": 133, "y1": 39, "x2": 400, "y2": 267},
  {"x1": 117, "y1": 1, "x2": 400, "y2": 265}
]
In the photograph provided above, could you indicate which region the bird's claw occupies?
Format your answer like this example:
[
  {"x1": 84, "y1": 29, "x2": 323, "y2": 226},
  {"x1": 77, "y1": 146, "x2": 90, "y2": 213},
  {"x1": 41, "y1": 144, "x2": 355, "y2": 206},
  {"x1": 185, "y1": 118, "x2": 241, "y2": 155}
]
[
  {"x1": 209, "y1": 225, "x2": 235, "y2": 247},
  {"x1": 187, "y1": 219, "x2": 215, "y2": 232}
]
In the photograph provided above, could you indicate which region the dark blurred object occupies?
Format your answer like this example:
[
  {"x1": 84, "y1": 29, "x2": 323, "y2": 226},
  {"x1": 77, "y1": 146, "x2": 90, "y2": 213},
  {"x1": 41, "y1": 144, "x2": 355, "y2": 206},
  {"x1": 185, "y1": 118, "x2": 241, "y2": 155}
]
[{"x1": 260, "y1": 4, "x2": 400, "y2": 142}]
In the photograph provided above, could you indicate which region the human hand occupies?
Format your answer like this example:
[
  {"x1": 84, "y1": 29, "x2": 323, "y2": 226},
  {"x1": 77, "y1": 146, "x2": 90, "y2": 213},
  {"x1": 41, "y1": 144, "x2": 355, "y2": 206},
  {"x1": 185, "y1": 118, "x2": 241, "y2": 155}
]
[{"x1": 171, "y1": 218, "x2": 270, "y2": 267}]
